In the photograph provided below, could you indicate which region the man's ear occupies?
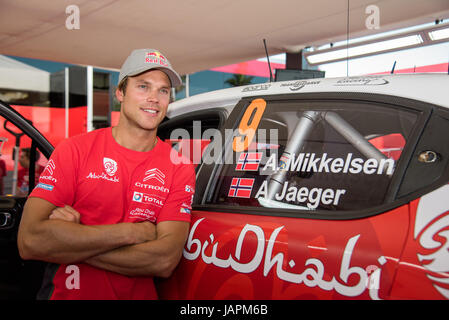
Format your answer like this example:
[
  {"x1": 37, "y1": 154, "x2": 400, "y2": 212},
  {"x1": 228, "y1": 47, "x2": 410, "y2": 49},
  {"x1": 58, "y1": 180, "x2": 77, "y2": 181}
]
[{"x1": 115, "y1": 87, "x2": 124, "y2": 102}]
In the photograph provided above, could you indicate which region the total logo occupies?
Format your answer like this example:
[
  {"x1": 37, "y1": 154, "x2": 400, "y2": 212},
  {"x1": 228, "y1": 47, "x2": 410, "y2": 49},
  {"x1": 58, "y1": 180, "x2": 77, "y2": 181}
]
[
  {"x1": 132, "y1": 191, "x2": 164, "y2": 207},
  {"x1": 133, "y1": 192, "x2": 143, "y2": 202}
]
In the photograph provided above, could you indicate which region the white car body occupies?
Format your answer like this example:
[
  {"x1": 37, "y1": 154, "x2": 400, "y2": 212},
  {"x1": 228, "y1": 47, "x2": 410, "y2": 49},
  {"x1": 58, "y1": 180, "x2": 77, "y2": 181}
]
[{"x1": 167, "y1": 74, "x2": 449, "y2": 118}]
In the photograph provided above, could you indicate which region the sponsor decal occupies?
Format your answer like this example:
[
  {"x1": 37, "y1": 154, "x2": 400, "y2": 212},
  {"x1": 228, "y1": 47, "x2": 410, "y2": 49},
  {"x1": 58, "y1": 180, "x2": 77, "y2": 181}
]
[
  {"x1": 228, "y1": 178, "x2": 255, "y2": 198},
  {"x1": 242, "y1": 84, "x2": 271, "y2": 92},
  {"x1": 334, "y1": 77, "x2": 389, "y2": 86},
  {"x1": 36, "y1": 183, "x2": 54, "y2": 191},
  {"x1": 132, "y1": 191, "x2": 164, "y2": 207},
  {"x1": 87, "y1": 158, "x2": 120, "y2": 183},
  {"x1": 414, "y1": 184, "x2": 449, "y2": 299},
  {"x1": 185, "y1": 185, "x2": 194, "y2": 193},
  {"x1": 278, "y1": 155, "x2": 289, "y2": 170},
  {"x1": 86, "y1": 172, "x2": 119, "y2": 183},
  {"x1": 132, "y1": 191, "x2": 143, "y2": 202},
  {"x1": 43, "y1": 159, "x2": 56, "y2": 175},
  {"x1": 143, "y1": 168, "x2": 166, "y2": 185},
  {"x1": 235, "y1": 152, "x2": 262, "y2": 171},
  {"x1": 135, "y1": 181, "x2": 169, "y2": 193},
  {"x1": 40, "y1": 175, "x2": 57, "y2": 183},
  {"x1": 180, "y1": 207, "x2": 191, "y2": 214},
  {"x1": 145, "y1": 51, "x2": 169, "y2": 67},
  {"x1": 181, "y1": 202, "x2": 192, "y2": 209},
  {"x1": 187, "y1": 194, "x2": 194, "y2": 208},
  {"x1": 40, "y1": 159, "x2": 58, "y2": 182},
  {"x1": 128, "y1": 207, "x2": 156, "y2": 222},
  {"x1": 184, "y1": 218, "x2": 386, "y2": 300},
  {"x1": 103, "y1": 157, "x2": 118, "y2": 176},
  {"x1": 280, "y1": 80, "x2": 320, "y2": 91}
]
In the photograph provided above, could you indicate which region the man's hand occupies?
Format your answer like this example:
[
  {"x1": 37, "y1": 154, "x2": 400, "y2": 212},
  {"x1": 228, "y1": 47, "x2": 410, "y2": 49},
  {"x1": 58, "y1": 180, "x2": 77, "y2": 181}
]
[
  {"x1": 85, "y1": 221, "x2": 189, "y2": 277},
  {"x1": 49, "y1": 205, "x2": 157, "y2": 243},
  {"x1": 49, "y1": 205, "x2": 80, "y2": 223}
]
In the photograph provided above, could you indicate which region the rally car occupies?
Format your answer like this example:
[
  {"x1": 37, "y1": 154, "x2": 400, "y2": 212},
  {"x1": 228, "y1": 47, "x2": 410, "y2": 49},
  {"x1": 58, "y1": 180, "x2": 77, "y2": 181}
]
[
  {"x1": 0, "y1": 73, "x2": 448, "y2": 300},
  {"x1": 156, "y1": 73, "x2": 449, "y2": 300}
]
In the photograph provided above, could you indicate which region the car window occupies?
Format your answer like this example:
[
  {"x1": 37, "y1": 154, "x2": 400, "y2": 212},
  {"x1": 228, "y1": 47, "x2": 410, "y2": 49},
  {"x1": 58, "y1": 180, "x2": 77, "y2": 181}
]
[
  {"x1": 158, "y1": 109, "x2": 226, "y2": 167},
  {"x1": 0, "y1": 115, "x2": 49, "y2": 196},
  {"x1": 205, "y1": 97, "x2": 419, "y2": 212}
]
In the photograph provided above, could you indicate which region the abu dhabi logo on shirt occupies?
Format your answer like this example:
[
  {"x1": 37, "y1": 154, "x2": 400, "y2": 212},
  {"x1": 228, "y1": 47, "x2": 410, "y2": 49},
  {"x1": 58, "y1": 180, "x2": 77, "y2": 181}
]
[
  {"x1": 86, "y1": 157, "x2": 119, "y2": 183},
  {"x1": 128, "y1": 206, "x2": 157, "y2": 222}
]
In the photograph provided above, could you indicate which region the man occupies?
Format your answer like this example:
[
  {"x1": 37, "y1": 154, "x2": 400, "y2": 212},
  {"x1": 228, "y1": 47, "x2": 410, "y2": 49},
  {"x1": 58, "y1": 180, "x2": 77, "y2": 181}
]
[
  {"x1": 17, "y1": 49, "x2": 195, "y2": 300},
  {"x1": 16, "y1": 148, "x2": 44, "y2": 196}
]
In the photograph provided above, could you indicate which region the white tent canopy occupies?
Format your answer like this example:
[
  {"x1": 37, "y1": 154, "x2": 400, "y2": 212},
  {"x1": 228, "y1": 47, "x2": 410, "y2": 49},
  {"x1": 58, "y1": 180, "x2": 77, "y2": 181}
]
[
  {"x1": 0, "y1": 55, "x2": 49, "y2": 91},
  {"x1": 1, "y1": 0, "x2": 448, "y2": 75}
]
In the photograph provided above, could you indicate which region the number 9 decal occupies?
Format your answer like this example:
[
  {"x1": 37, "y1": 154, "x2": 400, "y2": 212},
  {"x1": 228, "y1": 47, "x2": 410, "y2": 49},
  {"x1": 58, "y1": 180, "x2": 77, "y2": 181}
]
[{"x1": 233, "y1": 98, "x2": 266, "y2": 152}]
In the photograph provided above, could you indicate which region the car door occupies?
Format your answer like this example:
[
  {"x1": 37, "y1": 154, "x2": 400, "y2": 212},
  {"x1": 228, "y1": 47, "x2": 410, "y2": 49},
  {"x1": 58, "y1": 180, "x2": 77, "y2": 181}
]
[
  {"x1": 389, "y1": 106, "x2": 449, "y2": 299},
  {"x1": 0, "y1": 100, "x2": 53, "y2": 299},
  {"x1": 157, "y1": 92, "x2": 433, "y2": 300}
]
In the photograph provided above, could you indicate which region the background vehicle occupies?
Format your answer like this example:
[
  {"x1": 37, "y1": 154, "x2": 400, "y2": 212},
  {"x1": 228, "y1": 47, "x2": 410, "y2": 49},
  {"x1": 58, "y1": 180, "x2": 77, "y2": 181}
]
[
  {"x1": 0, "y1": 74, "x2": 448, "y2": 299},
  {"x1": 0, "y1": 102, "x2": 52, "y2": 299}
]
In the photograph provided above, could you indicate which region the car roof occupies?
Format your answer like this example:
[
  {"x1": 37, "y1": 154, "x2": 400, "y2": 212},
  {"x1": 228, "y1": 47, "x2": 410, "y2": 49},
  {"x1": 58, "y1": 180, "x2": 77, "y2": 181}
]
[{"x1": 167, "y1": 73, "x2": 449, "y2": 118}]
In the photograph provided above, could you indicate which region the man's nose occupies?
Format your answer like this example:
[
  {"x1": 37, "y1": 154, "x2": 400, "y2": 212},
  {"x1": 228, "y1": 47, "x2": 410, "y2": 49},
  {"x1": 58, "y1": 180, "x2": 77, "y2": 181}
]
[{"x1": 146, "y1": 88, "x2": 159, "y2": 102}]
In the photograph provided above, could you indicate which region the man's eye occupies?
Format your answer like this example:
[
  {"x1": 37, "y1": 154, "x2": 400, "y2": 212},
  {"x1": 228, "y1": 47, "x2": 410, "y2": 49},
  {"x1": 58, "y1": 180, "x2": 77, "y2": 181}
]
[
  {"x1": 138, "y1": 84, "x2": 147, "y2": 89},
  {"x1": 160, "y1": 89, "x2": 169, "y2": 95}
]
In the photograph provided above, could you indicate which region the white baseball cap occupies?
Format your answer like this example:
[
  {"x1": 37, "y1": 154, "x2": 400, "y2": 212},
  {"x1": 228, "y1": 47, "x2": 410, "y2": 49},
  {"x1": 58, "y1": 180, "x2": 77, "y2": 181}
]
[{"x1": 118, "y1": 49, "x2": 182, "y2": 87}]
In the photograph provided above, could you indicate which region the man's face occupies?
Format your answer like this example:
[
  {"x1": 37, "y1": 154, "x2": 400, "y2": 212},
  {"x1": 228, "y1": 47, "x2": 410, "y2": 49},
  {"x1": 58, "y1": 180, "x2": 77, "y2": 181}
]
[
  {"x1": 19, "y1": 152, "x2": 29, "y2": 168},
  {"x1": 115, "y1": 69, "x2": 171, "y2": 132}
]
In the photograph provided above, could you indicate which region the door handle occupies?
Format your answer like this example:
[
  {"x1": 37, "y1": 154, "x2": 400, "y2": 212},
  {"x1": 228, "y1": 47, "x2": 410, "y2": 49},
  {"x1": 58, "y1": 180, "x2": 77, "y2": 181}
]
[{"x1": 0, "y1": 212, "x2": 13, "y2": 229}]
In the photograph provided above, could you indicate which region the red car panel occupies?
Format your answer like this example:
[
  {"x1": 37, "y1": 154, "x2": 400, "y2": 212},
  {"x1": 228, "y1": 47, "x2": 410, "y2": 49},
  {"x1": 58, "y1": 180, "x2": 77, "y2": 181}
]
[{"x1": 158, "y1": 204, "x2": 410, "y2": 300}]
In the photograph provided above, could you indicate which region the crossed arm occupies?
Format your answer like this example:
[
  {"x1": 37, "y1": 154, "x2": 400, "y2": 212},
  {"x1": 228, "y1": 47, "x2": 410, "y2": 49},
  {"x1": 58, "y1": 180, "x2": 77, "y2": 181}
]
[{"x1": 17, "y1": 197, "x2": 189, "y2": 278}]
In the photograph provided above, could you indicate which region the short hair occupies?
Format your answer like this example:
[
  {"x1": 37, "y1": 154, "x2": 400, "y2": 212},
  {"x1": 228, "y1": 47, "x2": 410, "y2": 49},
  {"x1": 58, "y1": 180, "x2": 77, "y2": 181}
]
[
  {"x1": 21, "y1": 148, "x2": 40, "y2": 162},
  {"x1": 117, "y1": 76, "x2": 128, "y2": 95}
]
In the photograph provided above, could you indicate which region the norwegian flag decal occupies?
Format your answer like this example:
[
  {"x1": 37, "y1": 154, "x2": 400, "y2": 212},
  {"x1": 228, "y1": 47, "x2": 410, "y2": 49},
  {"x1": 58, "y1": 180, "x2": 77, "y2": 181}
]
[
  {"x1": 228, "y1": 178, "x2": 255, "y2": 198},
  {"x1": 235, "y1": 152, "x2": 262, "y2": 171}
]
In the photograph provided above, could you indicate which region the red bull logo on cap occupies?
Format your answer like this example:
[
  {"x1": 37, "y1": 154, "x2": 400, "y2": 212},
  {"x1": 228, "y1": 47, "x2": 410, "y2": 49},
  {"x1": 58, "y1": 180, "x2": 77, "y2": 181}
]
[{"x1": 145, "y1": 51, "x2": 168, "y2": 67}]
